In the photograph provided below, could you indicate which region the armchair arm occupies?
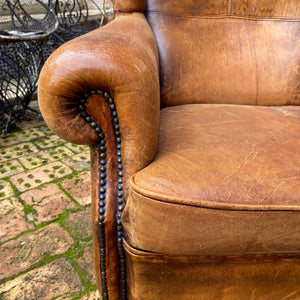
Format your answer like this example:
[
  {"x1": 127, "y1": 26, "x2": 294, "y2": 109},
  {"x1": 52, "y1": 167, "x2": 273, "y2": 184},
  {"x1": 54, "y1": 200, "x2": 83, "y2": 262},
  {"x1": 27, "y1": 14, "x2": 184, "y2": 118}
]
[
  {"x1": 38, "y1": 12, "x2": 159, "y2": 177},
  {"x1": 38, "y1": 12, "x2": 160, "y2": 300}
]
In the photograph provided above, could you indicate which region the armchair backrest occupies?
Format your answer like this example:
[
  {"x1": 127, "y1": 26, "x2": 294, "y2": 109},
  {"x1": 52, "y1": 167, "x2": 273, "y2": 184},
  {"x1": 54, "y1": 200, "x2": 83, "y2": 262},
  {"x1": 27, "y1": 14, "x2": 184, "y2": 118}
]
[{"x1": 115, "y1": 0, "x2": 300, "y2": 107}]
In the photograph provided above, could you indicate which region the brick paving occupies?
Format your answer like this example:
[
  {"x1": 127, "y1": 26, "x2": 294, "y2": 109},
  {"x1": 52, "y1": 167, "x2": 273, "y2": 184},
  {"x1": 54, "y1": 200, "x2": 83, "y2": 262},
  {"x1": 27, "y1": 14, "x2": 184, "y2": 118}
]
[{"x1": 0, "y1": 102, "x2": 100, "y2": 300}]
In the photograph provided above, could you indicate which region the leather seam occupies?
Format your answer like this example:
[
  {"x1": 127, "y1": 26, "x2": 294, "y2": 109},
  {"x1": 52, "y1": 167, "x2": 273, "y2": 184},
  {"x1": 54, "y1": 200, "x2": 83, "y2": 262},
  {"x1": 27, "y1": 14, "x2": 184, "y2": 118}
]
[
  {"x1": 123, "y1": 240, "x2": 300, "y2": 261},
  {"x1": 146, "y1": 10, "x2": 300, "y2": 22},
  {"x1": 129, "y1": 177, "x2": 300, "y2": 212}
]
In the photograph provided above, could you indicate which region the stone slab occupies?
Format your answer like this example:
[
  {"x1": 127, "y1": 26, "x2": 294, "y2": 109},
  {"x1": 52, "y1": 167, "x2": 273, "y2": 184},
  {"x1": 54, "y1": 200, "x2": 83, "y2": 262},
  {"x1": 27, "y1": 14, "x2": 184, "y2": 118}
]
[
  {"x1": 0, "y1": 223, "x2": 74, "y2": 280},
  {"x1": 0, "y1": 180, "x2": 14, "y2": 200},
  {"x1": 10, "y1": 161, "x2": 73, "y2": 192},
  {"x1": 32, "y1": 134, "x2": 65, "y2": 149},
  {"x1": 74, "y1": 246, "x2": 96, "y2": 284},
  {"x1": 20, "y1": 183, "x2": 77, "y2": 224},
  {"x1": 0, "y1": 197, "x2": 34, "y2": 243},
  {"x1": 0, "y1": 142, "x2": 39, "y2": 162},
  {"x1": 60, "y1": 171, "x2": 91, "y2": 206},
  {"x1": 0, "y1": 160, "x2": 25, "y2": 179},
  {"x1": 63, "y1": 150, "x2": 91, "y2": 171},
  {"x1": 80, "y1": 290, "x2": 100, "y2": 300},
  {"x1": 65, "y1": 207, "x2": 93, "y2": 241},
  {"x1": 18, "y1": 146, "x2": 74, "y2": 169},
  {"x1": 0, "y1": 127, "x2": 46, "y2": 147},
  {"x1": 0, "y1": 258, "x2": 83, "y2": 300},
  {"x1": 65, "y1": 143, "x2": 89, "y2": 154}
]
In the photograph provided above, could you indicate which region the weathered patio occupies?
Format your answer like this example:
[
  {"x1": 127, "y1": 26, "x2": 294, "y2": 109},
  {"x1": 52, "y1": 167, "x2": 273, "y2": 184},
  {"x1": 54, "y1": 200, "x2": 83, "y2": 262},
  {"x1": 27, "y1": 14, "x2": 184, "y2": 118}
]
[{"x1": 0, "y1": 100, "x2": 100, "y2": 299}]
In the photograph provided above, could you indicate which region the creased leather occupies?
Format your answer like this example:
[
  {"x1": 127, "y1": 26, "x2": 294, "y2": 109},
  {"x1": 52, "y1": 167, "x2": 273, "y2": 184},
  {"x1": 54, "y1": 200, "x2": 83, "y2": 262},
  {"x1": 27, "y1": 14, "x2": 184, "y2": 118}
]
[
  {"x1": 38, "y1": 13, "x2": 160, "y2": 181},
  {"x1": 122, "y1": 105, "x2": 300, "y2": 256},
  {"x1": 132, "y1": 105, "x2": 300, "y2": 209},
  {"x1": 146, "y1": 0, "x2": 300, "y2": 19},
  {"x1": 146, "y1": 7, "x2": 300, "y2": 107},
  {"x1": 125, "y1": 241, "x2": 300, "y2": 300}
]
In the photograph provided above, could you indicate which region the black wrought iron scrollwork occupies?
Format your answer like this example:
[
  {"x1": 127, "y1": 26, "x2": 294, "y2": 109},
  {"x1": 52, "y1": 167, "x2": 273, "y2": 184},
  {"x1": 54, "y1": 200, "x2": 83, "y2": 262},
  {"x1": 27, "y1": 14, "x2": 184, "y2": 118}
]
[
  {"x1": 55, "y1": 0, "x2": 89, "y2": 26},
  {"x1": 0, "y1": 0, "x2": 58, "y2": 136},
  {"x1": 49, "y1": 0, "x2": 112, "y2": 48},
  {"x1": 0, "y1": 0, "x2": 113, "y2": 135}
]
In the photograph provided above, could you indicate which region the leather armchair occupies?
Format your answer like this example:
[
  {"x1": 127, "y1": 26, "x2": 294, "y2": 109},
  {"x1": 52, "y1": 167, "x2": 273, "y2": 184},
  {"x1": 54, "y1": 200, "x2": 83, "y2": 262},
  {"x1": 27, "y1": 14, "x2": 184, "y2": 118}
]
[{"x1": 38, "y1": 0, "x2": 300, "y2": 299}]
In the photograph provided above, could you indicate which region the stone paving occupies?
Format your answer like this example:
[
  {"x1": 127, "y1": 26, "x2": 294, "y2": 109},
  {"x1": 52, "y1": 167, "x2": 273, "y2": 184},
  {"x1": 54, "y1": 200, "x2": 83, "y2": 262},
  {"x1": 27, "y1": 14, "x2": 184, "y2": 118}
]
[{"x1": 0, "y1": 103, "x2": 100, "y2": 299}]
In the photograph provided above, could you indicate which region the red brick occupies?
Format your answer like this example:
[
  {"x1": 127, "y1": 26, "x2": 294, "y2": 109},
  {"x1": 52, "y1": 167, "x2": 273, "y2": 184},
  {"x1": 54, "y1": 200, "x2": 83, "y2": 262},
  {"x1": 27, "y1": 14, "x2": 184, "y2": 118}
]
[
  {"x1": 0, "y1": 197, "x2": 34, "y2": 243},
  {"x1": 20, "y1": 183, "x2": 76, "y2": 224},
  {"x1": 0, "y1": 258, "x2": 83, "y2": 299},
  {"x1": 60, "y1": 171, "x2": 91, "y2": 206},
  {"x1": 0, "y1": 223, "x2": 73, "y2": 279}
]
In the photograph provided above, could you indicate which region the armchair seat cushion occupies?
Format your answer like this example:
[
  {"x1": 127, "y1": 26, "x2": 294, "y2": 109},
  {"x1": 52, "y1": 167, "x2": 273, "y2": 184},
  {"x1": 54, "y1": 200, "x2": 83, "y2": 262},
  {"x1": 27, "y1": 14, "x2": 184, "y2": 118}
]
[{"x1": 122, "y1": 104, "x2": 300, "y2": 256}]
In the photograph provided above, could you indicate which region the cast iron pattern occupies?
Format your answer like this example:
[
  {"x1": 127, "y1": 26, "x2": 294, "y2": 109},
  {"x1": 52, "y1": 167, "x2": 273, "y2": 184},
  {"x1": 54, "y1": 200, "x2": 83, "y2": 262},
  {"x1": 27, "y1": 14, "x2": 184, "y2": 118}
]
[
  {"x1": 45, "y1": 0, "x2": 113, "y2": 53},
  {"x1": 77, "y1": 89, "x2": 127, "y2": 300},
  {"x1": 0, "y1": 0, "x2": 58, "y2": 135}
]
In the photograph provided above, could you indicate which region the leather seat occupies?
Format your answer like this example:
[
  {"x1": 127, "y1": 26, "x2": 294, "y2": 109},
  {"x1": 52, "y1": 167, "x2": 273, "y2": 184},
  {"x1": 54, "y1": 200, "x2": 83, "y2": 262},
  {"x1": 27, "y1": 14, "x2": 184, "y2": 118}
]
[
  {"x1": 38, "y1": 0, "x2": 300, "y2": 299},
  {"x1": 124, "y1": 104, "x2": 300, "y2": 256}
]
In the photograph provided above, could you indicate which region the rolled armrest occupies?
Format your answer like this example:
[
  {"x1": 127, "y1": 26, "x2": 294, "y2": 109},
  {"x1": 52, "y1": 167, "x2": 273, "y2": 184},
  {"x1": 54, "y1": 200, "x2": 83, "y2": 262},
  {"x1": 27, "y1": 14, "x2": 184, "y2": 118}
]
[
  {"x1": 38, "y1": 12, "x2": 160, "y2": 176},
  {"x1": 38, "y1": 12, "x2": 160, "y2": 300}
]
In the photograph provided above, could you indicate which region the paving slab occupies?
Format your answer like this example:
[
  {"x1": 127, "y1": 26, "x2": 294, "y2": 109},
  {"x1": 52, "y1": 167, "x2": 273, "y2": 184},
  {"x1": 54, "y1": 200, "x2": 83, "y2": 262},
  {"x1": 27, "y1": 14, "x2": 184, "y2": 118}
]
[
  {"x1": 0, "y1": 127, "x2": 46, "y2": 147},
  {"x1": 0, "y1": 118, "x2": 99, "y2": 298},
  {"x1": 0, "y1": 159, "x2": 25, "y2": 179},
  {"x1": 80, "y1": 290, "x2": 100, "y2": 300},
  {"x1": 65, "y1": 143, "x2": 89, "y2": 154},
  {"x1": 0, "y1": 142, "x2": 39, "y2": 162},
  {"x1": 0, "y1": 180, "x2": 14, "y2": 200},
  {"x1": 0, "y1": 197, "x2": 34, "y2": 243},
  {"x1": 20, "y1": 183, "x2": 77, "y2": 224},
  {"x1": 64, "y1": 207, "x2": 93, "y2": 242},
  {"x1": 38, "y1": 124, "x2": 53, "y2": 135},
  {"x1": 63, "y1": 150, "x2": 91, "y2": 171},
  {"x1": 10, "y1": 161, "x2": 73, "y2": 192},
  {"x1": 0, "y1": 257, "x2": 83, "y2": 300},
  {"x1": 32, "y1": 134, "x2": 66, "y2": 149},
  {"x1": 60, "y1": 171, "x2": 91, "y2": 206},
  {"x1": 74, "y1": 246, "x2": 96, "y2": 284},
  {"x1": 0, "y1": 223, "x2": 74, "y2": 280},
  {"x1": 18, "y1": 146, "x2": 74, "y2": 170}
]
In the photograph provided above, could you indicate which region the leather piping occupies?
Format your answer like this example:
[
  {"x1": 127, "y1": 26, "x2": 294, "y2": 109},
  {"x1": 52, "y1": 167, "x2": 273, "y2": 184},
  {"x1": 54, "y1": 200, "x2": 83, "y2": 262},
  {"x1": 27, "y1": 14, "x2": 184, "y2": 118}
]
[
  {"x1": 129, "y1": 177, "x2": 300, "y2": 212},
  {"x1": 146, "y1": 10, "x2": 300, "y2": 22},
  {"x1": 123, "y1": 238, "x2": 300, "y2": 261}
]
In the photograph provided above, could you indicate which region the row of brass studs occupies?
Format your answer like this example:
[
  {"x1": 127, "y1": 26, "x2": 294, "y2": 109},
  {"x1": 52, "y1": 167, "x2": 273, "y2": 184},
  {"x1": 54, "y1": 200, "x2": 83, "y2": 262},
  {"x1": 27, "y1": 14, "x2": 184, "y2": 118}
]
[
  {"x1": 103, "y1": 91, "x2": 127, "y2": 300},
  {"x1": 77, "y1": 89, "x2": 127, "y2": 300}
]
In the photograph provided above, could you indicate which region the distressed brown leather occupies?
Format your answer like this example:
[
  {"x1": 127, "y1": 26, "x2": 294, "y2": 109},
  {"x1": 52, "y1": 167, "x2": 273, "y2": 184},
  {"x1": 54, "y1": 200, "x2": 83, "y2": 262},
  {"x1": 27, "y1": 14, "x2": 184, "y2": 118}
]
[
  {"x1": 38, "y1": 12, "x2": 159, "y2": 300},
  {"x1": 123, "y1": 105, "x2": 300, "y2": 255},
  {"x1": 146, "y1": 1, "x2": 300, "y2": 107},
  {"x1": 125, "y1": 241, "x2": 300, "y2": 300},
  {"x1": 114, "y1": 0, "x2": 146, "y2": 12},
  {"x1": 147, "y1": 0, "x2": 300, "y2": 18},
  {"x1": 38, "y1": 0, "x2": 300, "y2": 299},
  {"x1": 39, "y1": 13, "x2": 160, "y2": 184},
  {"x1": 131, "y1": 105, "x2": 300, "y2": 210}
]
